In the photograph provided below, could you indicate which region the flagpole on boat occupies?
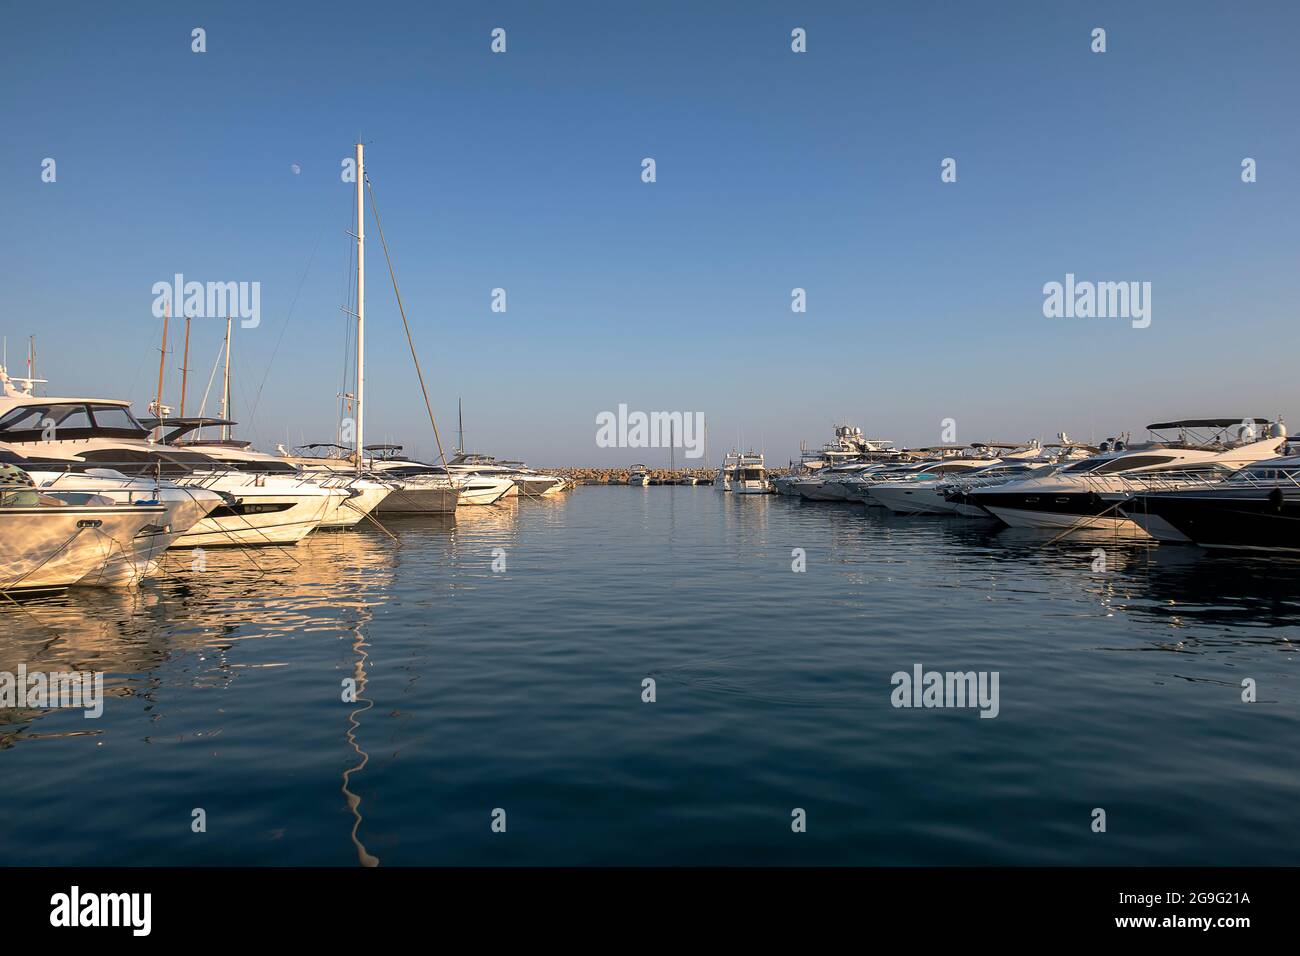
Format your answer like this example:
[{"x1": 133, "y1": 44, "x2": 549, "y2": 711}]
[
  {"x1": 153, "y1": 304, "x2": 169, "y2": 440},
  {"x1": 354, "y1": 140, "x2": 365, "y2": 476},
  {"x1": 221, "y1": 315, "x2": 233, "y2": 440},
  {"x1": 179, "y1": 314, "x2": 192, "y2": 418}
]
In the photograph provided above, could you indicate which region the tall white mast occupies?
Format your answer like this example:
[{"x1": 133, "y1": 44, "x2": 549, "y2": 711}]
[
  {"x1": 221, "y1": 315, "x2": 232, "y2": 440},
  {"x1": 354, "y1": 140, "x2": 365, "y2": 474}
]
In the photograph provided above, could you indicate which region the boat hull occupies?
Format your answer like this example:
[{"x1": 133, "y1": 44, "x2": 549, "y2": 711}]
[
  {"x1": 1, "y1": 505, "x2": 170, "y2": 591},
  {"x1": 375, "y1": 484, "x2": 459, "y2": 514},
  {"x1": 319, "y1": 485, "x2": 392, "y2": 528},
  {"x1": 1124, "y1": 490, "x2": 1300, "y2": 552},
  {"x1": 174, "y1": 490, "x2": 341, "y2": 547}
]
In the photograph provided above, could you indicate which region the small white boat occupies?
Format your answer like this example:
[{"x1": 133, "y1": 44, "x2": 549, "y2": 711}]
[
  {"x1": 715, "y1": 451, "x2": 770, "y2": 494},
  {"x1": 628, "y1": 465, "x2": 650, "y2": 486},
  {"x1": 1, "y1": 461, "x2": 174, "y2": 591}
]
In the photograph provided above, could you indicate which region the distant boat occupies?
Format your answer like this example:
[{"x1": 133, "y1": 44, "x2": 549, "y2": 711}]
[
  {"x1": 627, "y1": 465, "x2": 650, "y2": 486},
  {"x1": 714, "y1": 451, "x2": 769, "y2": 494}
]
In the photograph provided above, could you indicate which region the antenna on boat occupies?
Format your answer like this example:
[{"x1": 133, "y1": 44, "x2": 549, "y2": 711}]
[
  {"x1": 457, "y1": 397, "x2": 464, "y2": 455},
  {"x1": 354, "y1": 139, "x2": 365, "y2": 475},
  {"x1": 152, "y1": 305, "x2": 170, "y2": 439},
  {"x1": 219, "y1": 315, "x2": 234, "y2": 440},
  {"x1": 179, "y1": 313, "x2": 192, "y2": 418}
]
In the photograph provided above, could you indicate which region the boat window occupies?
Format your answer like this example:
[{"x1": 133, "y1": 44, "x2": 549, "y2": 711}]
[
  {"x1": 741, "y1": 468, "x2": 765, "y2": 480},
  {"x1": 1091, "y1": 454, "x2": 1178, "y2": 474},
  {"x1": 0, "y1": 403, "x2": 94, "y2": 435},
  {"x1": 77, "y1": 447, "x2": 216, "y2": 477},
  {"x1": 88, "y1": 405, "x2": 147, "y2": 434},
  {"x1": 1060, "y1": 459, "x2": 1103, "y2": 474},
  {"x1": 926, "y1": 462, "x2": 974, "y2": 474}
]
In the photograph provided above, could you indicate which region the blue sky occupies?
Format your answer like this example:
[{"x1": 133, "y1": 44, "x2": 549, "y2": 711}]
[{"x1": 3, "y1": 1, "x2": 1297, "y2": 465}]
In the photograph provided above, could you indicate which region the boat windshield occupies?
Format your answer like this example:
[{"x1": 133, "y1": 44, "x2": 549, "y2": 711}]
[{"x1": 0, "y1": 402, "x2": 147, "y2": 440}]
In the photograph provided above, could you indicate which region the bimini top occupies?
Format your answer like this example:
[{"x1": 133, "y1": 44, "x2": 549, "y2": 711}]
[{"x1": 1147, "y1": 418, "x2": 1269, "y2": 430}]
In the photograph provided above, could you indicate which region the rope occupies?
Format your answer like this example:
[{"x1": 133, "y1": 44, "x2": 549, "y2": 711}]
[
  {"x1": 343, "y1": 497, "x2": 399, "y2": 542},
  {"x1": 1, "y1": 526, "x2": 89, "y2": 591},
  {"x1": 365, "y1": 175, "x2": 450, "y2": 468},
  {"x1": 247, "y1": 222, "x2": 328, "y2": 432}
]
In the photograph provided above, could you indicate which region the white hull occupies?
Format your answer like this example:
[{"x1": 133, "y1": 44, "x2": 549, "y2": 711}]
[
  {"x1": 455, "y1": 476, "x2": 515, "y2": 506},
  {"x1": 867, "y1": 484, "x2": 953, "y2": 515},
  {"x1": 1, "y1": 505, "x2": 171, "y2": 590},
  {"x1": 375, "y1": 483, "x2": 459, "y2": 514},
  {"x1": 515, "y1": 476, "x2": 565, "y2": 496},
  {"x1": 174, "y1": 485, "x2": 342, "y2": 547},
  {"x1": 985, "y1": 505, "x2": 1148, "y2": 536},
  {"x1": 319, "y1": 484, "x2": 392, "y2": 528}
]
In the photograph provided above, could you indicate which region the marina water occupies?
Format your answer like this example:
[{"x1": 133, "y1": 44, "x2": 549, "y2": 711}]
[{"x1": 2, "y1": 486, "x2": 1297, "y2": 865}]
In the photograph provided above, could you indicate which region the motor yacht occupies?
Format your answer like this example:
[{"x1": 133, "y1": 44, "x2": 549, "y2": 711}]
[
  {"x1": 1, "y1": 459, "x2": 173, "y2": 590},
  {"x1": 714, "y1": 451, "x2": 770, "y2": 494},
  {"x1": 0, "y1": 370, "x2": 343, "y2": 547},
  {"x1": 1121, "y1": 455, "x2": 1300, "y2": 549},
  {"x1": 446, "y1": 452, "x2": 566, "y2": 497},
  {"x1": 970, "y1": 419, "x2": 1288, "y2": 534},
  {"x1": 864, "y1": 442, "x2": 1049, "y2": 514},
  {"x1": 627, "y1": 464, "x2": 651, "y2": 486},
  {"x1": 156, "y1": 422, "x2": 392, "y2": 530}
]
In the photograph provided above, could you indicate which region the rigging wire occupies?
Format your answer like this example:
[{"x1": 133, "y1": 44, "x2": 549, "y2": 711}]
[
  {"x1": 245, "y1": 220, "x2": 329, "y2": 445},
  {"x1": 365, "y1": 175, "x2": 448, "y2": 467}
]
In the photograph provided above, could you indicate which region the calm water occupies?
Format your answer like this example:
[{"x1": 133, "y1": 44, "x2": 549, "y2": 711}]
[{"x1": 2, "y1": 486, "x2": 1298, "y2": 866}]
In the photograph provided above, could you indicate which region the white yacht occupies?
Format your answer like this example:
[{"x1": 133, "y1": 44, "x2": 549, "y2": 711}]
[
  {"x1": 1, "y1": 459, "x2": 174, "y2": 590},
  {"x1": 627, "y1": 464, "x2": 651, "y2": 486},
  {"x1": 10, "y1": 453, "x2": 225, "y2": 577},
  {"x1": 781, "y1": 424, "x2": 902, "y2": 498},
  {"x1": 864, "y1": 442, "x2": 1048, "y2": 514},
  {"x1": 364, "y1": 446, "x2": 508, "y2": 508},
  {"x1": 0, "y1": 369, "x2": 343, "y2": 547},
  {"x1": 970, "y1": 419, "x2": 1288, "y2": 534},
  {"x1": 157, "y1": 423, "x2": 392, "y2": 531},
  {"x1": 714, "y1": 451, "x2": 769, "y2": 494},
  {"x1": 446, "y1": 452, "x2": 566, "y2": 497}
]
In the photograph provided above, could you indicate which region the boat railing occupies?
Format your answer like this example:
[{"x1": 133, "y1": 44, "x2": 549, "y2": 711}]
[{"x1": 1114, "y1": 466, "x2": 1300, "y2": 494}]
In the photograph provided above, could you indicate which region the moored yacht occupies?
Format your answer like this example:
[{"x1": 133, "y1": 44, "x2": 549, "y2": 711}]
[
  {"x1": 156, "y1": 421, "x2": 393, "y2": 531},
  {"x1": 0, "y1": 369, "x2": 344, "y2": 547},
  {"x1": 1, "y1": 459, "x2": 173, "y2": 590},
  {"x1": 446, "y1": 452, "x2": 566, "y2": 497},
  {"x1": 1122, "y1": 456, "x2": 1300, "y2": 550},
  {"x1": 971, "y1": 419, "x2": 1288, "y2": 534},
  {"x1": 715, "y1": 451, "x2": 769, "y2": 494},
  {"x1": 864, "y1": 442, "x2": 1049, "y2": 514},
  {"x1": 627, "y1": 464, "x2": 651, "y2": 486},
  {"x1": 365, "y1": 446, "x2": 506, "y2": 508}
]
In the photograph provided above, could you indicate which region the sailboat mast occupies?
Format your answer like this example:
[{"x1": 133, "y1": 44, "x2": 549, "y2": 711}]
[
  {"x1": 457, "y1": 397, "x2": 463, "y2": 454},
  {"x1": 179, "y1": 315, "x2": 192, "y2": 418},
  {"x1": 154, "y1": 306, "x2": 169, "y2": 440},
  {"x1": 221, "y1": 315, "x2": 232, "y2": 440},
  {"x1": 354, "y1": 140, "x2": 365, "y2": 474}
]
